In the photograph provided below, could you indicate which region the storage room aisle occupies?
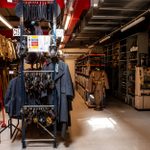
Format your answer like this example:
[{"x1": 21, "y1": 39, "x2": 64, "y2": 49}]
[{"x1": 1, "y1": 91, "x2": 150, "y2": 150}]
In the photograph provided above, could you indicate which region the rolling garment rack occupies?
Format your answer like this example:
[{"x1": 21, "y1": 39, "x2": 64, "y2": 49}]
[
  {"x1": 21, "y1": 70, "x2": 57, "y2": 148},
  {"x1": 0, "y1": 69, "x2": 22, "y2": 143},
  {"x1": 17, "y1": 0, "x2": 59, "y2": 148}
]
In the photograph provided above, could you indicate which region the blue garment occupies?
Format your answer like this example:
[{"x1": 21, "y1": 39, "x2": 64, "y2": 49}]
[
  {"x1": 43, "y1": 60, "x2": 74, "y2": 137},
  {"x1": 4, "y1": 76, "x2": 25, "y2": 117}
]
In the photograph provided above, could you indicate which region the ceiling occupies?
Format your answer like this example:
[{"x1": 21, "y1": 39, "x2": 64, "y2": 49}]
[
  {"x1": 0, "y1": 0, "x2": 150, "y2": 51},
  {"x1": 65, "y1": 0, "x2": 150, "y2": 48}
]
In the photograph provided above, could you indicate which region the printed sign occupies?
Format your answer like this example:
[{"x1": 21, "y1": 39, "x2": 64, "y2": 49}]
[
  {"x1": 13, "y1": 28, "x2": 20, "y2": 36},
  {"x1": 56, "y1": 29, "x2": 64, "y2": 38},
  {"x1": 27, "y1": 35, "x2": 51, "y2": 52}
]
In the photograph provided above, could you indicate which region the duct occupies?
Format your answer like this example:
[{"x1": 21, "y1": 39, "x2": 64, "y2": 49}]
[
  {"x1": 91, "y1": 0, "x2": 105, "y2": 8},
  {"x1": 92, "y1": 15, "x2": 133, "y2": 20},
  {"x1": 65, "y1": 0, "x2": 150, "y2": 48},
  {"x1": 88, "y1": 21, "x2": 119, "y2": 25},
  {"x1": 83, "y1": 26, "x2": 111, "y2": 30},
  {"x1": 62, "y1": 0, "x2": 90, "y2": 46},
  {"x1": 88, "y1": 9, "x2": 150, "y2": 48},
  {"x1": 98, "y1": 7, "x2": 145, "y2": 11}
]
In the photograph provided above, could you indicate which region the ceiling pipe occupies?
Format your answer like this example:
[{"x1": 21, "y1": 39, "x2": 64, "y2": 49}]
[
  {"x1": 121, "y1": 16, "x2": 145, "y2": 32},
  {"x1": 61, "y1": 0, "x2": 90, "y2": 48},
  {"x1": 99, "y1": 35, "x2": 111, "y2": 43},
  {"x1": 0, "y1": 14, "x2": 13, "y2": 29},
  {"x1": 88, "y1": 9, "x2": 150, "y2": 48}
]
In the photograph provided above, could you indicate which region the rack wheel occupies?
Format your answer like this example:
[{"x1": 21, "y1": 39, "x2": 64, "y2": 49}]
[
  {"x1": 1, "y1": 123, "x2": 6, "y2": 128},
  {"x1": 53, "y1": 141, "x2": 57, "y2": 148},
  {"x1": 22, "y1": 142, "x2": 26, "y2": 149}
]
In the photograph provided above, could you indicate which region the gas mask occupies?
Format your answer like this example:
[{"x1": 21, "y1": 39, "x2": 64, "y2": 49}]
[{"x1": 49, "y1": 45, "x2": 57, "y2": 58}]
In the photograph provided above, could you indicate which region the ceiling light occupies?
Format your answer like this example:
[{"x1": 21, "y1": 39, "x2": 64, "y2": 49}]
[
  {"x1": 59, "y1": 44, "x2": 65, "y2": 49},
  {"x1": 93, "y1": 3, "x2": 98, "y2": 7},
  {"x1": 121, "y1": 16, "x2": 145, "y2": 32},
  {"x1": 64, "y1": 15, "x2": 71, "y2": 30},
  {"x1": 59, "y1": 45, "x2": 63, "y2": 49},
  {"x1": 61, "y1": 36, "x2": 64, "y2": 42},
  {"x1": 7, "y1": 0, "x2": 13, "y2": 2},
  {"x1": 0, "y1": 15, "x2": 13, "y2": 29},
  {"x1": 99, "y1": 35, "x2": 110, "y2": 43},
  {"x1": 88, "y1": 45, "x2": 94, "y2": 49}
]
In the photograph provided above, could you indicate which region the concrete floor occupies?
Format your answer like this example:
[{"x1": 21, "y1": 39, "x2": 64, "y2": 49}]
[{"x1": 1, "y1": 92, "x2": 150, "y2": 150}]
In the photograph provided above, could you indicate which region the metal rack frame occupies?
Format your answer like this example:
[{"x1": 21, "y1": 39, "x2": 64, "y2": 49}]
[
  {"x1": 17, "y1": 0, "x2": 58, "y2": 148},
  {"x1": 21, "y1": 66, "x2": 57, "y2": 148},
  {"x1": 21, "y1": 104, "x2": 57, "y2": 148}
]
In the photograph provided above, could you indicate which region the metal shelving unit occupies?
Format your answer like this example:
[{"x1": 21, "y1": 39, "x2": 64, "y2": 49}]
[
  {"x1": 103, "y1": 32, "x2": 149, "y2": 107},
  {"x1": 75, "y1": 53, "x2": 105, "y2": 102},
  {"x1": 119, "y1": 39, "x2": 127, "y2": 100},
  {"x1": 125, "y1": 32, "x2": 148, "y2": 106},
  {"x1": 15, "y1": 0, "x2": 58, "y2": 148}
]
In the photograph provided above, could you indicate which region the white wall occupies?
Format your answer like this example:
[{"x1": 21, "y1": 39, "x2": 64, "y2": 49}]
[{"x1": 64, "y1": 58, "x2": 76, "y2": 85}]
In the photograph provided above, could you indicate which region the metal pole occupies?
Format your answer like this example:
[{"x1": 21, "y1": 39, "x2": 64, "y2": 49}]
[{"x1": 19, "y1": 0, "x2": 26, "y2": 148}]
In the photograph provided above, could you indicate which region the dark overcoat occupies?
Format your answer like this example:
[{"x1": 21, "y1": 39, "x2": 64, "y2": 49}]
[
  {"x1": 5, "y1": 76, "x2": 23, "y2": 117},
  {"x1": 43, "y1": 60, "x2": 74, "y2": 121},
  {"x1": 43, "y1": 60, "x2": 74, "y2": 136}
]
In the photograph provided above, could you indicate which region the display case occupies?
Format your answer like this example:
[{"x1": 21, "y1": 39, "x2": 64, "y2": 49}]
[
  {"x1": 103, "y1": 32, "x2": 149, "y2": 107},
  {"x1": 118, "y1": 39, "x2": 127, "y2": 100},
  {"x1": 75, "y1": 53, "x2": 105, "y2": 102},
  {"x1": 126, "y1": 32, "x2": 148, "y2": 106},
  {"x1": 135, "y1": 67, "x2": 150, "y2": 109}
]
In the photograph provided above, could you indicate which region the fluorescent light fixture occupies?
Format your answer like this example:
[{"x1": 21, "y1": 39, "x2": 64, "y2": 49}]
[
  {"x1": 7, "y1": 0, "x2": 13, "y2": 2},
  {"x1": 121, "y1": 16, "x2": 145, "y2": 32},
  {"x1": 99, "y1": 35, "x2": 110, "y2": 43},
  {"x1": 93, "y1": 3, "x2": 98, "y2": 7},
  {"x1": 61, "y1": 36, "x2": 64, "y2": 42},
  {"x1": 88, "y1": 45, "x2": 94, "y2": 49},
  {"x1": 0, "y1": 15, "x2": 13, "y2": 29},
  {"x1": 64, "y1": 15, "x2": 71, "y2": 30},
  {"x1": 59, "y1": 45, "x2": 62, "y2": 49},
  {"x1": 59, "y1": 44, "x2": 65, "y2": 49}
]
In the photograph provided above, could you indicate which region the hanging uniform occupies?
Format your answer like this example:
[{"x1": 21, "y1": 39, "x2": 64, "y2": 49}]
[
  {"x1": 43, "y1": 60, "x2": 74, "y2": 137},
  {"x1": 89, "y1": 70, "x2": 109, "y2": 110}
]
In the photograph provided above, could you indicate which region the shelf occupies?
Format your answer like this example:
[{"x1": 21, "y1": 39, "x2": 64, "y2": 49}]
[
  {"x1": 129, "y1": 80, "x2": 135, "y2": 83},
  {"x1": 76, "y1": 65, "x2": 88, "y2": 67},
  {"x1": 120, "y1": 52, "x2": 126, "y2": 54},
  {"x1": 128, "y1": 69, "x2": 135, "y2": 71},
  {"x1": 76, "y1": 65, "x2": 86, "y2": 67},
  {"x1": 141, "y1": 87, "x2": 150, "y2": 90},
  {"x1": 90, "y1": 64, "x2": 105, "y2": 67},
  {"x1": 76, "y1": 81, "x2": 86, "y2": 89},
  {"x1": 120, "y1": 60, "x2": 126, "y2": 62},
  {"x1": 76, "y1": 72, "x2": 89, "y2": 77},
  {"x1": 85, "y1": 101, "x2": 96, "y2": 108},
  {"x1": 129, "y1": 59, "x2": 137, "y2": 61},
  {"x1": 89, "y1": 54, "x2": 105, "y2": 57},
  {"x1": 76, "y1": 64, "x2": 105, "y2": 67},
  {"x1": 77, "y1": 53, "x2": 105, "y2": 61},
  {"x1": 120, "y1": 44, "x2": 126, "y2": 48},
  {"x1": 128, "y1": 93, "x2": 135, "y2": 96}
]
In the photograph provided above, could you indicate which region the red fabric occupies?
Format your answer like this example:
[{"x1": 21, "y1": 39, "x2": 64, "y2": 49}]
[
  {"x1": 0, "y1": 30, "x2": 13, "y2": 38},
  {"x1": 0, "y1": 0, "x2": 16, "y2": 8},
  {"x1": 73, "y1": 0, "x2": 90, "y2": 18},
  {"x1": 0, "y1": 83, "x2": 3, "y2": 103},
  {"x1": 0, "y1": 0, "x2": 64, "y2": 8},
  {"x1": 56, "y1": 0, "x2": 65, "y2": 9}
]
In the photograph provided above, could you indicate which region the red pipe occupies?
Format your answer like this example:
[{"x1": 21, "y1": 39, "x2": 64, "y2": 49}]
[
  {"x1": 64, "y1": 0, "x2": 90, "y2": 45},
  {"x1": 0, "y1": 0, "x2": 65, "y2": 8}
]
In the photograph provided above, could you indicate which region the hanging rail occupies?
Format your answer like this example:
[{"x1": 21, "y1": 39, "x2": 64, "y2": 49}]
[
  {"x1": 23, "y1": 0, "x2": 54, "y2": 1},
  {"x1": 23, "y1": 70, "x2": 54, "y2": 73}
]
